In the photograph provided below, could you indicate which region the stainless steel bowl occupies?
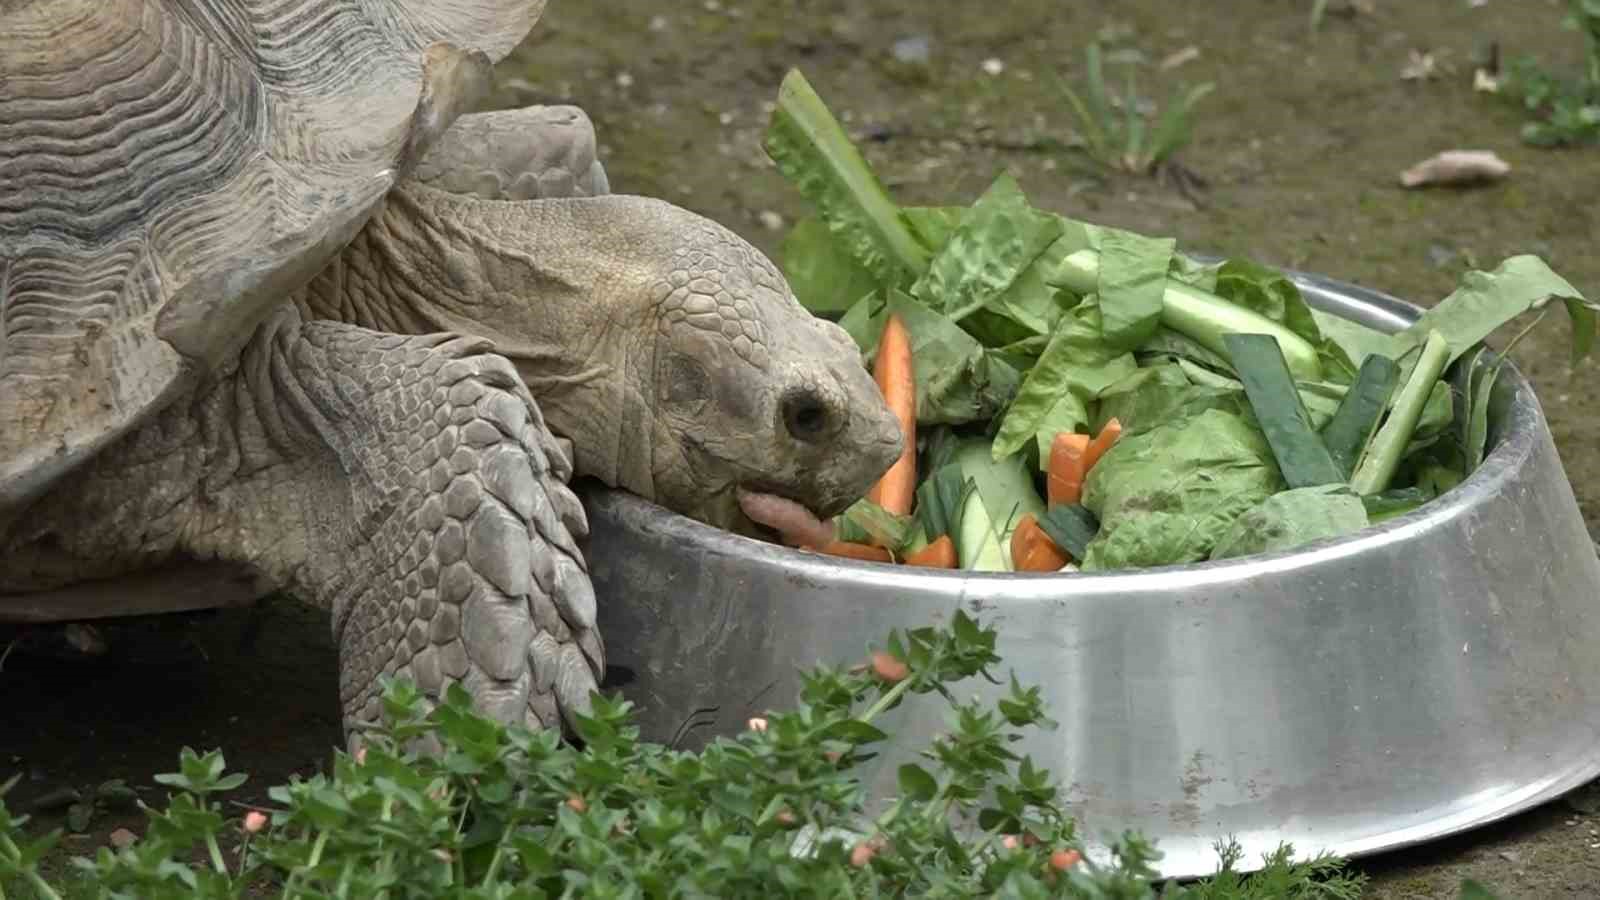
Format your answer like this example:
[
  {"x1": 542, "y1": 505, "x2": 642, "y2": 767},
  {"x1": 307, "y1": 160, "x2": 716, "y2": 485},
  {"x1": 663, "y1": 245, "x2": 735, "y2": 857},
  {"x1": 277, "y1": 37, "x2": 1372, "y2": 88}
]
[{"x1": 578, "y1": 271, "x2": 1600, "y2": 880}]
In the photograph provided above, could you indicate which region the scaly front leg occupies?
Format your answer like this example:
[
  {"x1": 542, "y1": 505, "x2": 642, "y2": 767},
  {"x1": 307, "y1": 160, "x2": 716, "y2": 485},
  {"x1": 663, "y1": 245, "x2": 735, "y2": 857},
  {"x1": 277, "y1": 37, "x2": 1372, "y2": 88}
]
[{"x1": 1, "y1": 309, "x2": 603, "y2": 737}]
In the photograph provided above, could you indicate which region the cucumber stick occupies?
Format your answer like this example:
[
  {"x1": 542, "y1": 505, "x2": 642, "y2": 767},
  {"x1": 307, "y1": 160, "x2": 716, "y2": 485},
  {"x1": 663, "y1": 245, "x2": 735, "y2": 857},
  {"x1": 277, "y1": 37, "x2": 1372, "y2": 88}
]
[
  {"x1": 1224, "y1": 333, "x2": 1344, "y2": 488},
  {"x1": 1319, "y1": 354, "x2": 1400, "y2": 479},
  {"x1": 1055, "y1": 249, "x2": 1323, "y2": 381},
  {"x1": 947, "y1": 436, "x2": 1046, "y2": 571}
]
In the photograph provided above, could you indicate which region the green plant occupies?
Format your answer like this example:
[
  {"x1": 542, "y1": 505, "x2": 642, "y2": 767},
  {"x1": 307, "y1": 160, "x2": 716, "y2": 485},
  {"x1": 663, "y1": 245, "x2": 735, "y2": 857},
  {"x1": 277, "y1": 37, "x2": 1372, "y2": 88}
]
[
  {"x1": 1499, "y1": 0, "x2": 1600, "y2": 146},
  {"x1": 1, "y1": 612, "x2": 1381, "y2": 898},
  {"x1": 1051, "y1": 42, "x2": 1215, "y2": 176}
]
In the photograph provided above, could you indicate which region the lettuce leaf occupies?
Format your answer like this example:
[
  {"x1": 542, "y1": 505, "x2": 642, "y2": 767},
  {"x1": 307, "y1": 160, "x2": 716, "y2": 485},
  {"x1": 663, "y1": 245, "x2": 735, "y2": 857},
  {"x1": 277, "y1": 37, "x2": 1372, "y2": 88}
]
[
  {"x1": 764, "y1": 70, "x2": 928, "y2": 287},
  {"x1": 1388, "y1": 254, "x2": 1596, "y2": 370},
  {"x1": 780, "y1": 216, "x2": 881, "y2": 317},
  {"x1": 1209, "y1": 485, "x2": 1370, "y2": 560},
  {"x1": 842, "y1": 290, "x2": 1020, "y2": 426},
  {"x1": 989, "y1": 299, "x2": 1139, "y2": 462},
  {"x1": 1096, "y1": 228, "x2": 1176, "y2": 349},
  {"x1": 909, "y1": 174, "x2": 1064, "y2": 322},
  {"x1": 1079, "y1": 409, "x2": 1285, "y2": 569}
]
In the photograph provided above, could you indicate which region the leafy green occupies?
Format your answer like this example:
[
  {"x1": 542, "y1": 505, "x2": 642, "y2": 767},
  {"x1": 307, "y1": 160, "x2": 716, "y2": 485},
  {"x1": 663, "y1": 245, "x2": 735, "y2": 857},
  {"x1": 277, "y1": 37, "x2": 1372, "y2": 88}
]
[
  {"x1": 1388, "y1": 254, "x2": 1596, "y2": 370},
  {"x1": 1209, "y1": 485, "x2": 1370, "y2": 560},
  {"x1": 1362, "y1": 486, "x2": 1437, "y2": 523},
  {"x1": 1080, "y1": 409, "x2": 1285, "y2": 569},
  {"x1": 764, "y1": 69, "x2": 929, "y2": 288},
  {"x1": 1224, "y1": 333, "x2": 1344, "y2": 488},
  {"x1": 1095, "y1": 364, "x2": 1248, "y2": 436},
  {"x1": 1096, "y1": 227, "x2": 1176, "y2": 349},
  {"x1": 990, "y1": 299, "x2": 1139, "y2": 462},
  {"x1": 842, "y1": 290, "x2": 1021, "y2": 426},
  {"x1": 780, "y1": 216, "x2": 881, "y2": 317},
  {"x1": 835, "y1": 498, "x2": 920, "y2": 553},
  {"x1": 1135, "y1": 325, "x2": 1240, "y2": 373},
  {"x1": 908, "y1": 173, "x2": 1064, "y2": 322},
  {"x1": 1212, "y1": 258, "x2": 1357, "y2": 382}
]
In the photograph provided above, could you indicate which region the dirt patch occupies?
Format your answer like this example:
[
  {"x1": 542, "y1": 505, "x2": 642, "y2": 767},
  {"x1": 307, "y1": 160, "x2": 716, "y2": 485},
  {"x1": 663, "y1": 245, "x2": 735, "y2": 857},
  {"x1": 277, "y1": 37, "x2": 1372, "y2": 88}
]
[{"x1": 5, "y1": 1, "x2": 1600, "y2": 895}]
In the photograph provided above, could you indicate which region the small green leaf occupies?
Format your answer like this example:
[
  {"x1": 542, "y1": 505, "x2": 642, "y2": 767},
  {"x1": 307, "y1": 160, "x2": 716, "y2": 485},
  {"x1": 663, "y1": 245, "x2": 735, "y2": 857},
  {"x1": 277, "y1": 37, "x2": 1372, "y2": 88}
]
[
  {"x1": 66, "y1": 801, "x2": 94, "y2": 833},
  {"x1": 897, "y1": 764, "x2": 939, "y2": 802}
]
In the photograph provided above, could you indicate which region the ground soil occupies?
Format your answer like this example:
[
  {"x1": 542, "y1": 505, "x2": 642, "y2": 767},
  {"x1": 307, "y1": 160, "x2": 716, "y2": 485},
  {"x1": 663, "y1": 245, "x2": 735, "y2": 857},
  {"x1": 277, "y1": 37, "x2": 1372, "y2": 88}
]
[{"x1": 5, "y1": 1, "x2": 1600, "y2": 896}]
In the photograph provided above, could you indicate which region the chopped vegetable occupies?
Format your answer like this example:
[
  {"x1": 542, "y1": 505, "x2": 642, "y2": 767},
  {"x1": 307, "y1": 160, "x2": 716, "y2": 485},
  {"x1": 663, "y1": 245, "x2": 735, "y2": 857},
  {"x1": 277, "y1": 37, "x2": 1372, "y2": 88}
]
[
  {"x1": 1083, "y1": 417, "x2": 1123, "y2": 473},
  {"x1": 761, "y1": 72, "x2": 1593, "y2": 574},
  {"x1": 868, "y1": 313, "x2": 918, "y2": 515},
  {"x1": 1053, "y1": 249, "x2": 1324, "y2": 381},
  {"x1": 1010, "y1": 513, "x2": 1071, "y2": 571},
  {"x1": 1223, "y1": 333, "x2": 1344, "y2": 488},
  {"x1": 903, "y1": 534, "x2": 958, "y2": 568},
  {"x1": 1319, "y1": 354, "x2": 1400, "y2": 479},
  {"x1": 1037, "y1": 505, "x2": 1100, "y2": 561},
  {"x1": 1350, "y1": 330, "x2": 1452, "y2": 496},
  {"x1": 1047, "y1": 433, "x2": 1091, "y2": 506}
]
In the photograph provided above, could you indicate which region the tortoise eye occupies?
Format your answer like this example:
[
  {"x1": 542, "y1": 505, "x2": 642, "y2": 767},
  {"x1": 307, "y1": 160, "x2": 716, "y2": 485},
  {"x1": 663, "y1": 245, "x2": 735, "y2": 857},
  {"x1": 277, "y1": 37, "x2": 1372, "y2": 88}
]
[{"x1": 782, "y1": 388, "x2": 831, "y2": 442}]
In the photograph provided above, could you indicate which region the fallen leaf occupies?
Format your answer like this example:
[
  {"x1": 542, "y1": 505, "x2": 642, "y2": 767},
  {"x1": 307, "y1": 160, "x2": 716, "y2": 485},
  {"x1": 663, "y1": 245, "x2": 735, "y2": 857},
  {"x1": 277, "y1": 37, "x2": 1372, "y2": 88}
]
[
  {"x1": 1399, "y1": 150, "x2": 1510, "y2": 188},
  {"x1": 1159, "y1": 46, "x2": 1201, "y2": 71}
]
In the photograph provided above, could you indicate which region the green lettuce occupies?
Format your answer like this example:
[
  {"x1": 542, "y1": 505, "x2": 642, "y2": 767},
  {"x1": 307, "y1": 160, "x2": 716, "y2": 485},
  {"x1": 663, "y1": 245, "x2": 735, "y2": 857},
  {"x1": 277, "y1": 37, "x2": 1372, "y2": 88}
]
[
  {"x1": 1209, "y1": 485, "x2": 1370, "y2": 560},
  {"x1": 989, "y1": 299, "x2": 1139, "y2": 463},
  {"x1": 1079, "y1": 409, "x2": 1285, "y2": 569}
]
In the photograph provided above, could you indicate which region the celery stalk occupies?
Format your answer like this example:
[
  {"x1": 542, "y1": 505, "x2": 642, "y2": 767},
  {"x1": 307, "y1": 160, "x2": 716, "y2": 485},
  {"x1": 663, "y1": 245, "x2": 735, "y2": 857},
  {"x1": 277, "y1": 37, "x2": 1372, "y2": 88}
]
[
  {"x1": 1349, "y1": 330, "x2": 1451, "y2": 496},
  {"x1": 1054, "y1": 248, "x2": 1324, "y2": 381}
]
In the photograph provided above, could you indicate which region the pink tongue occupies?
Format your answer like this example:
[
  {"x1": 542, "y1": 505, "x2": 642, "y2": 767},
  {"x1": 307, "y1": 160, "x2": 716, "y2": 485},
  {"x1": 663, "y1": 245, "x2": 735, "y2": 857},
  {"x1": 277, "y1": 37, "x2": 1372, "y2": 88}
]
[{"x1": 737, "y1": 490, "x2": 835, "y2": 548}]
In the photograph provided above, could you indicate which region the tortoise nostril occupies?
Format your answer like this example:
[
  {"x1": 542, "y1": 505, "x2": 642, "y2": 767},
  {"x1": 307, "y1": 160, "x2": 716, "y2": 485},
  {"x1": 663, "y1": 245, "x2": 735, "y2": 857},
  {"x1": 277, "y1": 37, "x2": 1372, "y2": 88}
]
[{"x1": 782, "y1": 390, "x2": 831, "y2": 442}]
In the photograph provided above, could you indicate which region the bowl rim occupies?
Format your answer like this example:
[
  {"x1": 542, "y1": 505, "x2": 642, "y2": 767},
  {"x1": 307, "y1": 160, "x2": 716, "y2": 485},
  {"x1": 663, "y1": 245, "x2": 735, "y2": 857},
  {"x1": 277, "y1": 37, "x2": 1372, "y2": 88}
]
[{"x1": 585, "y1": 266, "x2": 1542, "y2": 584}]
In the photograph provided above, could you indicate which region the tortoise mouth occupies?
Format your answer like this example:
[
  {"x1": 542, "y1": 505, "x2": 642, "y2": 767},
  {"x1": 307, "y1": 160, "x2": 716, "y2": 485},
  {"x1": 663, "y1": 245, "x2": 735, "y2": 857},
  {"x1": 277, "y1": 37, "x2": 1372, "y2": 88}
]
[{"x1": 733, "y1": 486, "x2": 836, "y2": 548}]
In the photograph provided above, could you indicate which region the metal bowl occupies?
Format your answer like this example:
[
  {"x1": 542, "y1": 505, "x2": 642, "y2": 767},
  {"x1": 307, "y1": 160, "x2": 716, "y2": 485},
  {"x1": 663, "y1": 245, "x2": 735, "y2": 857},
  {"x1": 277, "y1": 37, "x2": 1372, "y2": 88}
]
[{"x1": 578, "y1": 270, "x2": 1600, "y2": 880}]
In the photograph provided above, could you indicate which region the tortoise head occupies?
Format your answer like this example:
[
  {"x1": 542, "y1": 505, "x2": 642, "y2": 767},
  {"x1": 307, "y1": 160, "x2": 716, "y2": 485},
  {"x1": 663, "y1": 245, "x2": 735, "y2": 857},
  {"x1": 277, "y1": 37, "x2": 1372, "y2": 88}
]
[
  {"x1": 640, "y1": 213, "x2": 904, "y2": 534},
  {"x1": 383, "y1": 186, "x2": 902, "y2": 535}
]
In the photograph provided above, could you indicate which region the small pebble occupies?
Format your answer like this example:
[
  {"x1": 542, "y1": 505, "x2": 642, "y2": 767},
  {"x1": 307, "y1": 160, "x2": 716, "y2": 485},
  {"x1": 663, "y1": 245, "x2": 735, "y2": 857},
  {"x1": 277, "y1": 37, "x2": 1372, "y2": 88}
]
[
  {"x1": 109, "y1": 828, "x2": 137, "y2": 849},
  {"x1": 757, "y1": 210, "x2": 785, "y2": 231},
  {"x1": 648, "y1": 15, "x2": 668, "y2": 31},
  {"x1": 615, "y1": 71, "x2": 633, "y2": 89},
  {"x1": 981, "y1": 58, "x2": 1005, "y2": 76},
  {"x1": 718, "y1": 112, "x2": 734, "y2": 126},
  {"x1": 892, "y1": 35, "x2": 931, "y2": 65}
]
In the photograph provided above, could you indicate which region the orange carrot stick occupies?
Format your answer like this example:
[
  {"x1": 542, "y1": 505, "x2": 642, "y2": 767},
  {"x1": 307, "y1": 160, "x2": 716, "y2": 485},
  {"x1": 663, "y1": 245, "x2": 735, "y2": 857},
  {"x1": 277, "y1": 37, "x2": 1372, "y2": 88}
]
[
  {"x1": 1047, "y1": 433, "x2": 1091, "y2": 507},
  {"x1": 817, "y1": 540, "x2": 895, "y2": 563},
  {"x1": 1009, "y1": 513, "x2": 1070, "y2": 571},
  {"x1": 1083, "y1": 417, "x2": 1123, "y2": 474},
  {"x1": 867, "y1": 314, "x2": 917, "y2": 516},
  {"x1": 903, "y1": 534, "x2": 958, "y2": 568}
]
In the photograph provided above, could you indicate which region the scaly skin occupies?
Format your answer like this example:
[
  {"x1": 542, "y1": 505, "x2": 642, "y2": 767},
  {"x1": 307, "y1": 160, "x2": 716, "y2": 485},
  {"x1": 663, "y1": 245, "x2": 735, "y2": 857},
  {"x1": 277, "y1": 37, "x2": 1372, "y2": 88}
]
[{"x1": 2, "y1": 306, "x2": 601, "y2": 734}]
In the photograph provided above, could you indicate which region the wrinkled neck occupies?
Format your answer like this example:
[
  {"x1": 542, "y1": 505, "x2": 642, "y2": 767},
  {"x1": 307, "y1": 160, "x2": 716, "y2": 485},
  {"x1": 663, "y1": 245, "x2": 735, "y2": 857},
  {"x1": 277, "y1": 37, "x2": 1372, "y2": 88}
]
[{"x1": 294, "y1": 182, "x2": 664, "y2": 499}]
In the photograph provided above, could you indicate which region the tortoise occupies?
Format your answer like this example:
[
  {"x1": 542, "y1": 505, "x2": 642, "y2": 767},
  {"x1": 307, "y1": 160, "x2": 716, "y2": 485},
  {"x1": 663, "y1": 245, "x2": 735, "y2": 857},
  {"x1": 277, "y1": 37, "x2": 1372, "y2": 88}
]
[{"x1": 0, "y1": 0, "x2": 901, "y2": 738}]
